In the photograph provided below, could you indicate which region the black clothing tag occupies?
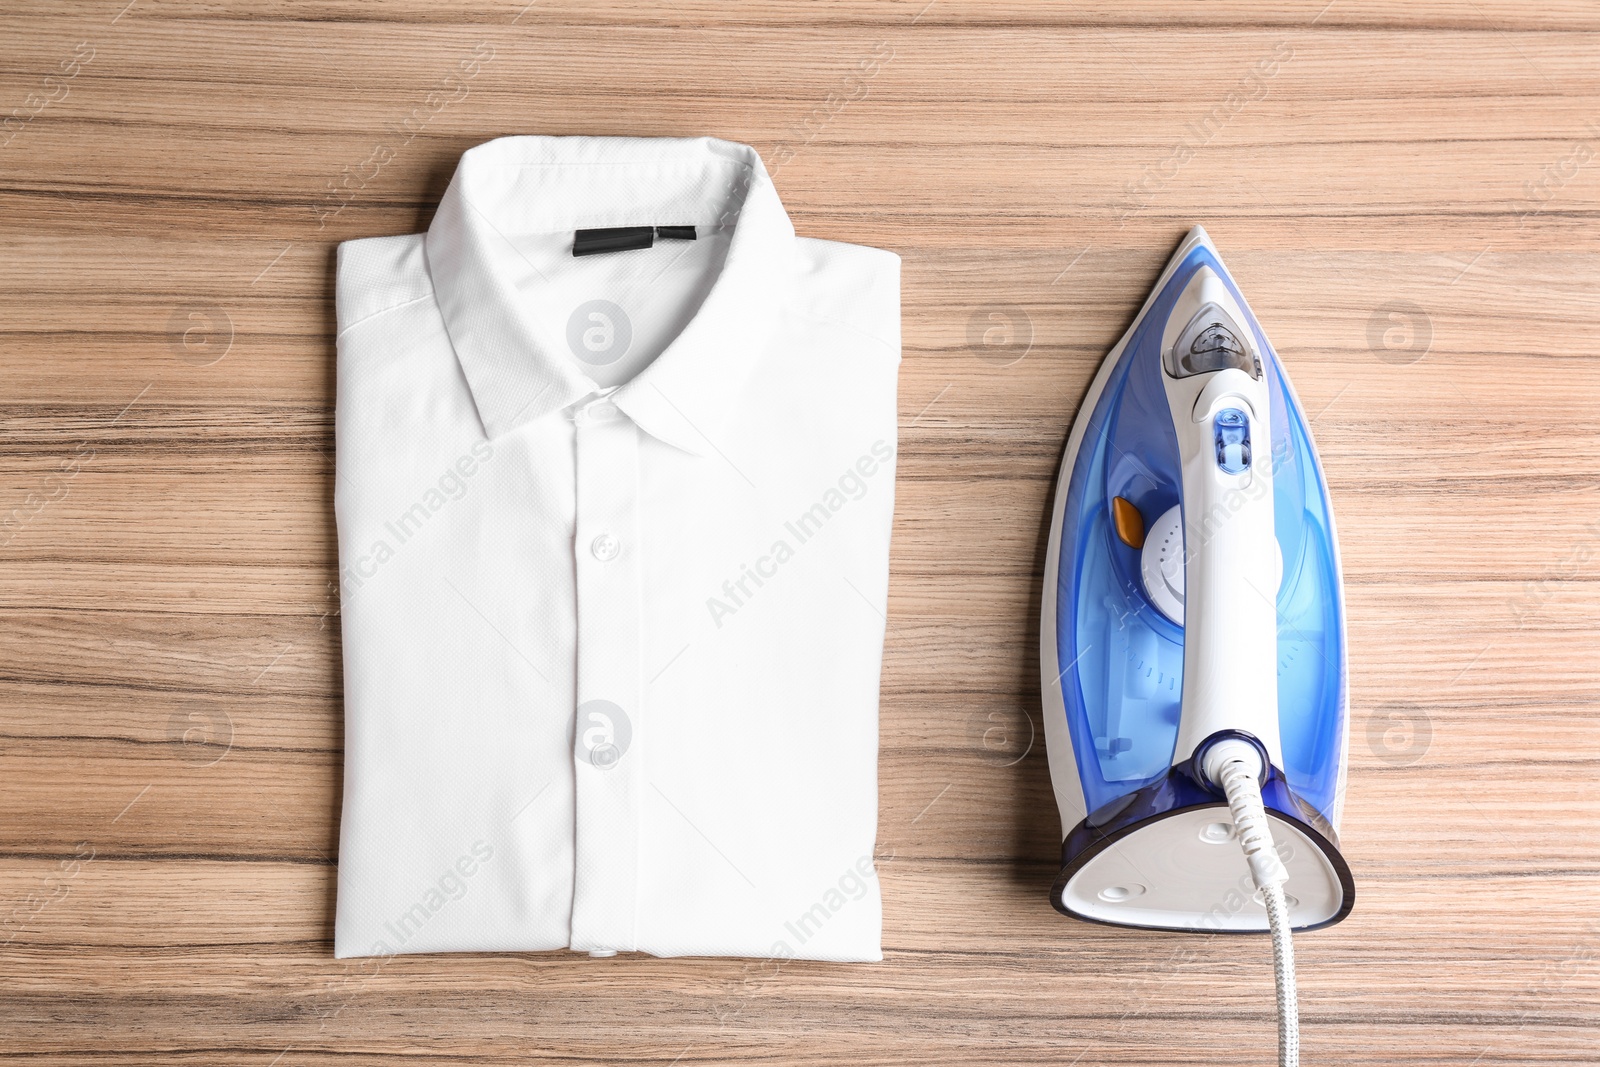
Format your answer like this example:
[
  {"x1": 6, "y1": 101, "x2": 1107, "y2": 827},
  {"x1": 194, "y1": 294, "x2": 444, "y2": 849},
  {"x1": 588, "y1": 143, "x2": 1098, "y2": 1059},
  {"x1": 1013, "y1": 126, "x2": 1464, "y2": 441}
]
[{"x1": 572, "y1": 225, "x2": 697, "y2": 257}]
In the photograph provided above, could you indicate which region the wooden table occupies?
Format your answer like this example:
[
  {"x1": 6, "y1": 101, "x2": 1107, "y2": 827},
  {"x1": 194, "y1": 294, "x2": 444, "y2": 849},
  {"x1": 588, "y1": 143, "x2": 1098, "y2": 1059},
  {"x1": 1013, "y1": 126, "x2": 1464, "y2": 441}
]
[{"x1": 3, "y1": 2, "x2": 1597, "y2": 1063}]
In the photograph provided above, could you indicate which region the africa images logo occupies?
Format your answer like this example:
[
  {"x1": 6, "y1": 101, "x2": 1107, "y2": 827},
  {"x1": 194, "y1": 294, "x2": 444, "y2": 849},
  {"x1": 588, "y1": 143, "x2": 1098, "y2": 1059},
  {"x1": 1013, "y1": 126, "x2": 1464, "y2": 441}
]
[
  {"x1": 338, "y1": 441, "x2": 495, "y2": 600},
  {"x1": 705, "y1": 440, "x2": 895, "y2": 628},
  {"x1": 367, "y1": 841, "x2": 495, "y2": 957},
  {"x1": 575, "y1": 699, "x2": 632, "y2": 769},
  {"x1": 567, "y1": 299, "x2": 632, "y2": 366}
]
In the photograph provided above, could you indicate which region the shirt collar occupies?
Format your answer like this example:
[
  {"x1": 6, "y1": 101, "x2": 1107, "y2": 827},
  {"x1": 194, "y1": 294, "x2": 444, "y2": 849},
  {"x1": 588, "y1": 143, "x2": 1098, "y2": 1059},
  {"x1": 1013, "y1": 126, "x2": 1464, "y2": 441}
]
[{"x1": 424, "y1": 136, "x2": 795, "y2": 455}]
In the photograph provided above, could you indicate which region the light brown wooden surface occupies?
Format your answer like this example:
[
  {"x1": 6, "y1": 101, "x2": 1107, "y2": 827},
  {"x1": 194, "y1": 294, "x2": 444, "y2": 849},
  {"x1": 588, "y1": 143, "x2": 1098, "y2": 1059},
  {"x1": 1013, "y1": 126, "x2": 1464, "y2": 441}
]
[{"x1": 3, "y1": 1, "x2": 1598, "y2": 1063}]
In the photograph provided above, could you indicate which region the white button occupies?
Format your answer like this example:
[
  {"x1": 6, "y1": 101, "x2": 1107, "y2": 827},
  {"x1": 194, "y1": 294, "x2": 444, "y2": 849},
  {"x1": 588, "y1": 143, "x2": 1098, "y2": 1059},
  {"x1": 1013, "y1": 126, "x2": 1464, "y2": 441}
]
[
  {"x1": 573, "y1": 400, "x2": 617, "y2": 426},
  {"x1": 1097, "y1": 883, "x2": 1146, "y2": 903},
  {"x1": 590, "y1": 534, "x2": 620, "y2": 561}
]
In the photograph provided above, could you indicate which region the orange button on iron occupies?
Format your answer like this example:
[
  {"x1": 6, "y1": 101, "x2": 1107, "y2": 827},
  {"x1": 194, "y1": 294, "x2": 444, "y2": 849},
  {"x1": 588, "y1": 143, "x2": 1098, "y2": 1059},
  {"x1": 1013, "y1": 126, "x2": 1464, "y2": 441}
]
[{"x1": 1112, "y1": 497, "x2": 1145, "y2": 549}]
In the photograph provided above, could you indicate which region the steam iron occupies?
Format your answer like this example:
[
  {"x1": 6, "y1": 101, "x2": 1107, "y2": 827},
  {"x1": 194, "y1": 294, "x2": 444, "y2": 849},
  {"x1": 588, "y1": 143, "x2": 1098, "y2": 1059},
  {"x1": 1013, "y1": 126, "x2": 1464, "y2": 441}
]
[{"x1": 1041, "y1": 227, "x2": 1352, "y2": 1062}]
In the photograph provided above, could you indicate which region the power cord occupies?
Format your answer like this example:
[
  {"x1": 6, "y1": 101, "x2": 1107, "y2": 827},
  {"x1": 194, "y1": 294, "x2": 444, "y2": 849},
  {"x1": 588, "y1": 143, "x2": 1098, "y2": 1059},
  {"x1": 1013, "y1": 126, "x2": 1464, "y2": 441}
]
[{"x1": 1204, "y1": 739, "x2": 1300, "y2": 1067}]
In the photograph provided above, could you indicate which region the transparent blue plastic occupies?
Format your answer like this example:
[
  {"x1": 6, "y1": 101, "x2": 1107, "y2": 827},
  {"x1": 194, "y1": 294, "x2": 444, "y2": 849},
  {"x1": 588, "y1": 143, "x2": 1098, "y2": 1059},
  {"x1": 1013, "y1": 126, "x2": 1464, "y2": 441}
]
[
  {"x1": 1214, "y1": 408, "x2": 1250, "y2": 473},
  {"x1": 1056, "y1": 246, "x2": 1347, "y2": 822}
]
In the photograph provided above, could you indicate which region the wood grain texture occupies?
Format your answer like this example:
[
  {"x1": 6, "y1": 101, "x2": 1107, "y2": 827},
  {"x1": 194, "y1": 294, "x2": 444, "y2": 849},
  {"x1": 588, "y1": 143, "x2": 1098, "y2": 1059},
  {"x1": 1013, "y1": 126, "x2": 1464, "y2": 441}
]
[{"x1": 2, "y1": 1, "x2": 1598, "y2": 1063}]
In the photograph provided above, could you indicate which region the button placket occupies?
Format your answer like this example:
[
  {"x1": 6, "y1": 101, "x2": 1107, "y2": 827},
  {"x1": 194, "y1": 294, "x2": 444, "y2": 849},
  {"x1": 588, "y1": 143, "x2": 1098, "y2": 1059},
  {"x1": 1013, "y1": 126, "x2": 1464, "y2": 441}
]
[{"x1": 568, "y1": 398, "x2": 644, "y2": 954}]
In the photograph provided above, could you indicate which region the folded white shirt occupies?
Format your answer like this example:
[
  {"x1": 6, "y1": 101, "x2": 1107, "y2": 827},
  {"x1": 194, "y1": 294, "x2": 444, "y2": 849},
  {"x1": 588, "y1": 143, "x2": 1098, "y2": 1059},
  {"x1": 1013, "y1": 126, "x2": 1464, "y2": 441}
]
[{"x1": 332, "y1": 135, "x2": 901, "y2": 961}]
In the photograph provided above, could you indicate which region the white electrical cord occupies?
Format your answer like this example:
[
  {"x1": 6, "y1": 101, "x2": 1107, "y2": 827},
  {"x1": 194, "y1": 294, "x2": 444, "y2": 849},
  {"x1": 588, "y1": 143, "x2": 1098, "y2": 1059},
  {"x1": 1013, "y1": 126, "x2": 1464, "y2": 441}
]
[
  {"x1": 1258, "y1": 883, "x2": 1300, "y2": 1067},
  {"x1": 1204, "y1": 740, "x2": 1300, "y2": 1067}
]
